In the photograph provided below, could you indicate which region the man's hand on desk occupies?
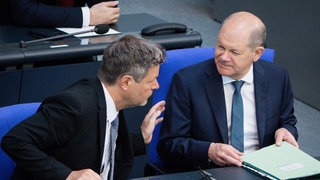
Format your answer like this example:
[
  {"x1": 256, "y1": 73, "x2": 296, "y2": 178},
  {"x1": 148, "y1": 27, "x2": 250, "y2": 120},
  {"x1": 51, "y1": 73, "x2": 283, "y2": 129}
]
[
  {"x1": 208, "y1": 143, "x2": 243, "y2": 167},
  {"x1": 274, "y1": 127, "x2": 299, "y2": 148},
  {"x1": 67, "y1": 169, "x2": 101, "y2": 180},
  {"x1": 90, "y1": 1, "x2": 120, "y2": 25}
]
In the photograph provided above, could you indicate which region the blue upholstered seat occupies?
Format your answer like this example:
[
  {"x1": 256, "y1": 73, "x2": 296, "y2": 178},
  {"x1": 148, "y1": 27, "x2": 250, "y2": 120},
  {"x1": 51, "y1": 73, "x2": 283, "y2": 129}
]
[{"x1": 0, "y1": 102, "x2": 41, "y2": 179}]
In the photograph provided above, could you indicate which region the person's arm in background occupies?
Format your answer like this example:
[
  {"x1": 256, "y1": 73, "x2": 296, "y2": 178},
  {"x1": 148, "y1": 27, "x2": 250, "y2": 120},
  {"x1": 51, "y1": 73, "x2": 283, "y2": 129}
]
[
  {"x1": 9, "y1": 0, "x2": 119, "y2": 28},
  {"x1": 274, "y1": 69, "x2": 299, "y2": 148},
  {"x1": 88, "y1": 1, "x2": 120, "y2": 26}
]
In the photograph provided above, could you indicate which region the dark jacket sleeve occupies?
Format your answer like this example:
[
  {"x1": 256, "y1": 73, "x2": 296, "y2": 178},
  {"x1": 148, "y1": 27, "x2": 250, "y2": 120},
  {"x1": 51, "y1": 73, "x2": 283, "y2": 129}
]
[
  {"x1": 1, "y1": 78, "x2": 103, "y2": 179},
  {"x1": 9, "y1": 0, "x2": 114, "y2": 28},
  {"x1": 9, "y1": 0, "x2": 86, "y2": 27},
  {"x1": 277, "y1": 65, "x2": 298, "y2": 140},
  {"x1": 1, "y1": 95, "x2": 81, "y2": 179}
]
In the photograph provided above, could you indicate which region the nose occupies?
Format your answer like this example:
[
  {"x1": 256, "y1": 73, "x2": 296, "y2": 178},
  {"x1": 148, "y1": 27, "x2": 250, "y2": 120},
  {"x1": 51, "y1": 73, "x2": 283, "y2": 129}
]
[
  {"x1": 153, "y1": 79, "x2": 160, "y2": 90},
  {"x1": 219, "y1": 50, "x2": 231, "y2": 62}
]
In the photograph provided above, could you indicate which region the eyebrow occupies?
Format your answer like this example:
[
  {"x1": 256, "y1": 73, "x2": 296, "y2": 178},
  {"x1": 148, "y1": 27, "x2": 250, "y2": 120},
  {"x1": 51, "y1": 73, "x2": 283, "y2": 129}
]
[{"x1": 217, "y1": 41, "x2": 242, "y2": 52}]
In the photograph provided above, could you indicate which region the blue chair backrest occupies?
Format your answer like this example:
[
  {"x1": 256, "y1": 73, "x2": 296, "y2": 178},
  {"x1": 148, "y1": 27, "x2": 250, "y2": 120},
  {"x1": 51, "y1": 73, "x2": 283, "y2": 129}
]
[
  {"x1": 260, "y1": 48, "x2": 275, "y2": 63},
  {"x1": 0, "y1": 102, "x2": 41, "y2": 180},
  {"x1": 148, "y1": 47, "x2": 275, "y2": 164}
]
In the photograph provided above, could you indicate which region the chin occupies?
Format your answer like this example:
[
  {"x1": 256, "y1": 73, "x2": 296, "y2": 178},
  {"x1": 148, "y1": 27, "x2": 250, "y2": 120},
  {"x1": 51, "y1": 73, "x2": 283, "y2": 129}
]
[
  {"x1": 140, "y1": 101, "x2": 148, "y2": 106},
  {"x1": 217, "y1": 68, "x2": 229, "y2": 77}
]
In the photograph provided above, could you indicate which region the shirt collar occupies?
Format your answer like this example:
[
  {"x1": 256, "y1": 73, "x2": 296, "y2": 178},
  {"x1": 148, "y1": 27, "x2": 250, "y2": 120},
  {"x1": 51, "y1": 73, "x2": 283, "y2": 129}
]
[
  {"x1": 222, "y1": 64, "x2": 254, "y2": 85},
  {"x1": 100, "y1": 81, "x2": 118, "y2": 122}
]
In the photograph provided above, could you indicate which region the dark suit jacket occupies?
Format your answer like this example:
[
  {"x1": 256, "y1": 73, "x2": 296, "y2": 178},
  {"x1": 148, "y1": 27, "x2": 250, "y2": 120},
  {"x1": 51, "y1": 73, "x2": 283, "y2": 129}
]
[
  {"x1": 1, "y1": 77, "x2": 145, "y2": 180},
  {"x1": 8, "y1": 0, "x2": 112, "y2": 27},
  {"x1": 157, "y1": 59, "x2": 298, "y2": 171}
]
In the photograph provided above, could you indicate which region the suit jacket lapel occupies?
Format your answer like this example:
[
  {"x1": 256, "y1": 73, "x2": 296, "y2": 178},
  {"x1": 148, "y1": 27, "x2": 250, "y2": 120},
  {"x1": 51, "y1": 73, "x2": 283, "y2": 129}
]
[
  {"x1": 253, "y1": 62, "x2": 269, "y2": 148},
  {"x1": 91, "y1": 78, "x2": 107, "y2": 166},
  {"x1": 202, "y1": 60, "x2": 229, "y2": 143}
]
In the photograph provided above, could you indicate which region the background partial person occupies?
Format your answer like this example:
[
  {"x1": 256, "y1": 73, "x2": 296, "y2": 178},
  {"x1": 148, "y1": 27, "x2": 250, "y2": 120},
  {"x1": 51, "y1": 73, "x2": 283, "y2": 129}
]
[
  {"x1": 157, "y1": 11, "x2": 298, "y2": 172},
  {"x1": 1, "y1": 35, "x2": 166, "y2": 180},
  {"x1": 8, "y1": 0, "x2": 120, "y2": 27}
]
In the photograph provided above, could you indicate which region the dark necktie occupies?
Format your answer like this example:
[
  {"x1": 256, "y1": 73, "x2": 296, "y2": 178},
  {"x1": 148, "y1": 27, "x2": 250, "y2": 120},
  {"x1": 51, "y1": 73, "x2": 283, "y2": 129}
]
[
  {"x1": 60, "y1": 0, "x2": 74, "y2": 7},
  {"x1": 108, "y1": 116, "x2": 119, "y2": 180},
  {"x1": 231, "y1": 80, "x2": 245, "y2": 152}
]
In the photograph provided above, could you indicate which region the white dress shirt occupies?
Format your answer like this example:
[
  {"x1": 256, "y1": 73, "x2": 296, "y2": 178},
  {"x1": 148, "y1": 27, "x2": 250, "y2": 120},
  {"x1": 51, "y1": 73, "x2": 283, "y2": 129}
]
[
  {"x1": 81, "y1": 6, "x2": 90, "y2": 27},
  {"x1": 100, "y1": 82, "x2": 118, "y2": 180},
  {"x1": 222, "y1": 65, "x2": 259, "y2": 153}
]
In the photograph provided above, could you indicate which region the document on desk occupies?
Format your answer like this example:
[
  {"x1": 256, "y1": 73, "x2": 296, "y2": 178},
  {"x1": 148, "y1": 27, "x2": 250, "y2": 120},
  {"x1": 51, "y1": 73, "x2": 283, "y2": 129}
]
[
  {"x1": 242, "y1": 142, "x2": 320, "y2": 180},
  {"x1": 56, "y1": 26, "x2": 121, "y2": 38}
]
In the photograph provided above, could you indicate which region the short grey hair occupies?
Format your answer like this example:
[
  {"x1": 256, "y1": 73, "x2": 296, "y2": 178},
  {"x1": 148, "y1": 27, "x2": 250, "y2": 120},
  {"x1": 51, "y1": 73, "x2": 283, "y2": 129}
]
[
  {"x1": 248, "y1": 24, "x2": 266, "y2": 48},
  {"x1": 97, "y1": 35, "x2": 166, "y2": 85}
]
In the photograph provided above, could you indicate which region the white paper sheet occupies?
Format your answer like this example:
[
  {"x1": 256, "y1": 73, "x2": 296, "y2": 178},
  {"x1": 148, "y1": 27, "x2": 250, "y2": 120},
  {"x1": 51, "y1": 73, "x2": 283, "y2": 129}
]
[{"x1": 56, "y1": 26, "x2": 121, "y2": 38}]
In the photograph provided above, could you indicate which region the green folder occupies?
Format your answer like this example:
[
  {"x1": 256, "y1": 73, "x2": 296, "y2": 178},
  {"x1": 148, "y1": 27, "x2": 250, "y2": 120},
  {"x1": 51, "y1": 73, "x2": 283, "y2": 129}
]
[{"x1": 242, "y1": 142, "x2": 320, "y2": 180}]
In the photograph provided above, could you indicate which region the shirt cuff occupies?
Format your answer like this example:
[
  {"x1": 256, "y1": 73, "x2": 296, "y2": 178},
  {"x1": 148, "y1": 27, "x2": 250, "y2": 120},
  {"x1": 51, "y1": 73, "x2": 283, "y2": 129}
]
[{"x1": 81, "y1": 7, "x2": 90, "y2": 27}]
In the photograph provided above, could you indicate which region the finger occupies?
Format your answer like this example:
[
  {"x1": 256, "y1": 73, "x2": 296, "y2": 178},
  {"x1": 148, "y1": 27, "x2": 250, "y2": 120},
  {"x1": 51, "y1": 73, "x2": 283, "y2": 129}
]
[
  {"x1": 111, "y1": 19, "x2": 118, "y2": 24},
  {"x1": 212, "y1": 156, "x2": 226, "y2": 166},
  {"x1": 145, "y1": 105, "x2": 161, "y2": 120},
  {"x1": 227, "y1": 144, "x2": 244, "y2": 156},
  {"x1": 144, "y1": 105, "x2": 159, "y2": 120},
  {"x1": 157, "y1": 101, "x2": 166, "y2": 112},
  {"x1": 275, "y1": 132, "x2": 284, "y2": 146},
  {"x1": 224, "y1": 148, "x2": 243, "y2": 166},
  {"x1": 154, "y1": 100, "x2": 166, "y2": 109},
  {"x1": 225, "y1": 154, "x2": 243, "y2": 167},
  {"x1": 101, "y1": 1, "x2": 119, "y2": 7},
  {"x1": 154, "y1": 117, "x2": 164, "y2": 125},
  {"x1": 287, "y1": 139, "x2": 299, "y2": 148},
  {"x1": 284, "y1": 135, "x2": 299, "y2": 148},
  {"x1": 215, "y1": 154, "x2": 239, "y2": 167},
  {"x1": 275, "y1": 139, "x2": 283, "y2": 146},
  {"x1": 150, "y1": 101, "x2": 165, "y2": 115},
  {"x1": 149, "y1": 110, "x2": 162, "y2": 122},
  {"x1": 110, "y1": 15, "x2": 119, "y2": 24}
]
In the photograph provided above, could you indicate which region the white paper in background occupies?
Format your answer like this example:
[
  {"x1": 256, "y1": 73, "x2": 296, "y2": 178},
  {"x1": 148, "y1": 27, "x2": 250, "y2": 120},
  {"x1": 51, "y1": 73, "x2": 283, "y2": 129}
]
[{"x1": 56, "y1": 26, "x2": 121, "y2": 38}]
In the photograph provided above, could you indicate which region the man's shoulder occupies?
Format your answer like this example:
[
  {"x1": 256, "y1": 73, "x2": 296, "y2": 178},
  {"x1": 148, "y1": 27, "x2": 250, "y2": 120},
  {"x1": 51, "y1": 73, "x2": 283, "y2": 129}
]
[
  {"x1": 254, "y1": 60, "x2": 290, "y2": 83},
  {"x1": 255, "y1": 60, "x2": 287, "y2": 73},
  {"x1": 256, "y1": 59, "x2": 284, "y2": 68},
  {"x1": 41, "y1": 77, "x2": 102, "y2": 111},
  {"x1": 66, "y1": 77, "x2": 100, "y2": 90},
  {"x1": 45, "y1": 77, "x2": 100, "y2": 101}
]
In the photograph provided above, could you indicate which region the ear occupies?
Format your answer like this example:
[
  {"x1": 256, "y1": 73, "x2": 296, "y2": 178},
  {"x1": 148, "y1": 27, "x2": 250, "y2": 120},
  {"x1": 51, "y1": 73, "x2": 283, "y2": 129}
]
[
  {"x1": 119, "y1": 75, "x2": 133, "y2": 91},
  {"x1": 253, "y1": 47, "x2": 265, "y2": 62}
]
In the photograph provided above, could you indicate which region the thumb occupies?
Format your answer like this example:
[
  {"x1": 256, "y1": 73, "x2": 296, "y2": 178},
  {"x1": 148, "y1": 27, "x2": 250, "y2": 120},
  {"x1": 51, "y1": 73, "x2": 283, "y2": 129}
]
[{"x1": 275, "y1": 134, "x2": 283, "y2": 146}]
